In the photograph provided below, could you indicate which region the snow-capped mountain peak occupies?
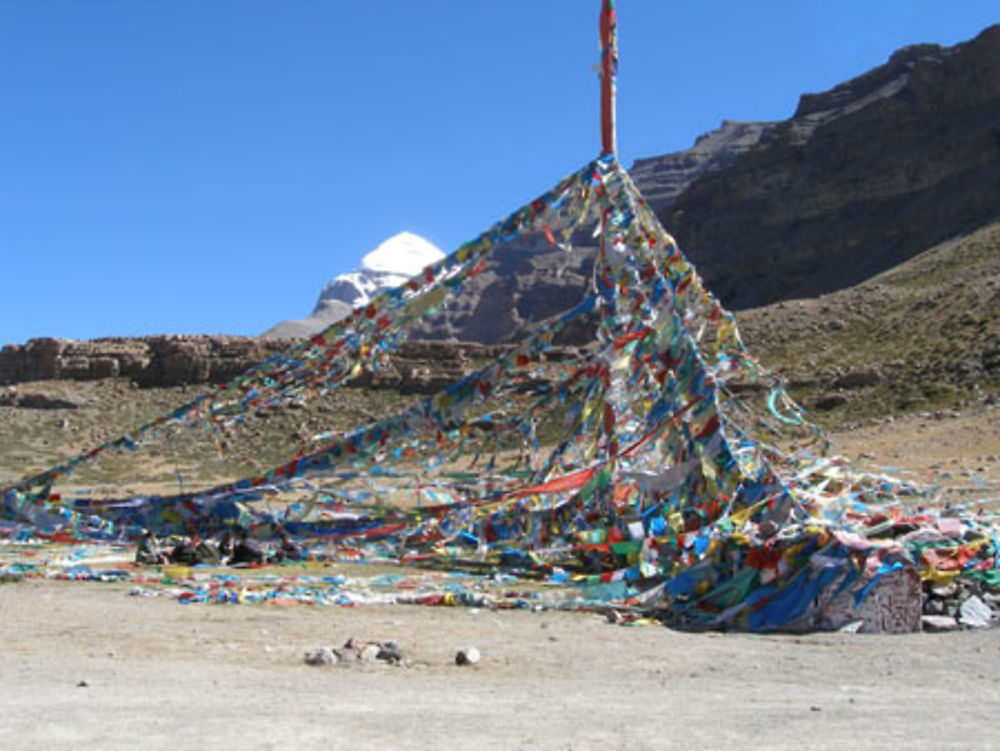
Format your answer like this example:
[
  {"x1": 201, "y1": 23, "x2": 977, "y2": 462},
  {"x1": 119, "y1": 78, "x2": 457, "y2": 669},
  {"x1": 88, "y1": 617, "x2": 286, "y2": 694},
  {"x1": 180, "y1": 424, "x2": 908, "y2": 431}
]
[
  {"x1": 359, "y1": 231, "x2": 443, "y2": 276},
  {"x1": 315, "y1": 232, "x2": 445, "y2": 311},
  {"x1": 262, "y1": 231, "x2": 445, "y2": 339}
]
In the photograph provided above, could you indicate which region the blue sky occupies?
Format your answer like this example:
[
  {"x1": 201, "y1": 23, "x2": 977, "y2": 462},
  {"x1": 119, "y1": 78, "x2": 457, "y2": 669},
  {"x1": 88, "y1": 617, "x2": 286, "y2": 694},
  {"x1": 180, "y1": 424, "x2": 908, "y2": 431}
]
[{"x1": 2, "y1": 1, "x2": 997, "y2": 344}]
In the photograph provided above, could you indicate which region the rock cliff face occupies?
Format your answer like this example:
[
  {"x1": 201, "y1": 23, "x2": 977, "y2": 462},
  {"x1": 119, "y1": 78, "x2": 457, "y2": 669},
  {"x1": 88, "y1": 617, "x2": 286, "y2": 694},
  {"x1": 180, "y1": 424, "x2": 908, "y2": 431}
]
[
  {"x1": 0, "y1": 337, "x2": 289, "y2": 388},
  {"x1": 666, "y1": 25, "x2": 1000, "y2": 310},
  {"x1": 630, "y1": 120, "x2": 772, "y2": 214},
  {"x1": 408, "y1": 230, "x2": 599, "y2": 344},
  {"x1": 0, "y1": 335, "x2": 580, "y2": 393}
]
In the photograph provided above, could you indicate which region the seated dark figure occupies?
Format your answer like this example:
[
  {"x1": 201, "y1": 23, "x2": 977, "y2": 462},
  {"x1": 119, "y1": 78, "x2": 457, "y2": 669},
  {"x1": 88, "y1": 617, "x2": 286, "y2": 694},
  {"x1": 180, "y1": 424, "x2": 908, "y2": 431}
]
[
  {"x1": 232, "y1": 533, "x2": 265, "y2": 565},
  {"x1": 135, "y1": 530, "x2": 168, "y2": 565},
  {"x1": 271, "y1": 529, "x2": 305, "y2": 562},
  {"x1": 217, "y1": 530, "x2": 236, "y2": 565},
  {"x1": 169, "y1": 537, "x2": 199, "y2": 565},
  {"x1": 192, "y1": 538, "x2": 221, "y2": 565}
]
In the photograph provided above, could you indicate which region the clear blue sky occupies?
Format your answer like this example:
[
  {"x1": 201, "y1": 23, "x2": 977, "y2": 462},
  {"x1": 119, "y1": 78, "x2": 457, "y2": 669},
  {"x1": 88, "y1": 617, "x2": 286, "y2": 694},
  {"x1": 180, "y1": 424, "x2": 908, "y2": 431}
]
[{"x1": 2, "y1": 1, "x2": 996, "y2": 345}]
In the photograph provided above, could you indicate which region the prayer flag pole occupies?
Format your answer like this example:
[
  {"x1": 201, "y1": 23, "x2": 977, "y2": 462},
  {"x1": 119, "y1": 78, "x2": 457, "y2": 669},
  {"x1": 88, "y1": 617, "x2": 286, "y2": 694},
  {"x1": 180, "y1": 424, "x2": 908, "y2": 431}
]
[{"x1": 599, "y1": 0, "x2": 618, "y2": 157}]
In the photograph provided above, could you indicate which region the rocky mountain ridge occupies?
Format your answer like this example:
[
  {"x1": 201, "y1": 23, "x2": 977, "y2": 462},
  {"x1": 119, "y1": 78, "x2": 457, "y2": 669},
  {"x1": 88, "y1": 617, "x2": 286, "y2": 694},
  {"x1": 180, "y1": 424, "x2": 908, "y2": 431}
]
[
  {"x1": 668, "y1": 25, "x2": 1000, "y2": 309},
  {"x1": 629, "y1": 119, "x2": 772, "y2": 214}
]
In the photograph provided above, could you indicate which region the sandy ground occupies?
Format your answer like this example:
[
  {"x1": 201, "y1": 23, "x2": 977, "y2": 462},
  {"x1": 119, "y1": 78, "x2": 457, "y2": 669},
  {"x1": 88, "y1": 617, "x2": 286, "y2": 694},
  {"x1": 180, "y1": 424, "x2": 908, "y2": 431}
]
[
  {"x1": 1, "y1": 580, "x2": 999, "y2": 751},
  {"x1": 829, "y1": 406, "x2": 1000, "y2": 508},
  {"x1": 2, "y1": 411, "x2": 1000, "y2": 751},
  {"x1": 832, "y1": 406, "x2": 1000, "y2": 474}
]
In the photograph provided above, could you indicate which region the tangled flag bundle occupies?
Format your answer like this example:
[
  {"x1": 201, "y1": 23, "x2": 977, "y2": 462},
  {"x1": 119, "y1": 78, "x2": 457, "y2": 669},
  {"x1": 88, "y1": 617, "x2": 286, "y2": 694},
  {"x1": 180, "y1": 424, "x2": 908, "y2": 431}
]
[{"x1": 3, "y1": 2, "x2": 998, "y2": 632}]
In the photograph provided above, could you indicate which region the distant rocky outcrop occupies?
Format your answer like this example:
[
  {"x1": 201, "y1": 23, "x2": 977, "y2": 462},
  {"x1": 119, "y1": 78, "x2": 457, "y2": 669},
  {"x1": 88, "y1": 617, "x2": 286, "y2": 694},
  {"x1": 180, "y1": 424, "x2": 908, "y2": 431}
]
[
  {"x1": 0, "y1": 336, "x2": 289, "y2": 388},
  {"x1": 0, "y1": 335, "x2": 580, "y2": 393}
]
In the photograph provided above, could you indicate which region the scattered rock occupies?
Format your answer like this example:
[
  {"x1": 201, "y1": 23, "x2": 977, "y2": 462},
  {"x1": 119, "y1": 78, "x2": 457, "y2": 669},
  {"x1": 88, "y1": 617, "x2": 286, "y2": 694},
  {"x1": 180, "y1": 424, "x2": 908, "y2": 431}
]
[
  {"x1": 931, "y1": 583, "x2": 959, "y2": 599},
  {"x1": 309, "y1": 639, "x2": 406, "y2": 667},
  {"x1": 333, "y1": 647, "x2": 359, "y2": 663},
  {"x1": 921, "y1": 615, "x2": 960, "y2": 632},
  {"x1": 304, "y1": 647, "x2": 338, "y2": 666},
  {"x1": 959, "y1": 595, "x2": 994, "y2": 629},
  {"x1": 455, "y1": 647, "x2": 481, "y2": 666},
  {"x1": 376, "y1": 640, "x2": 405, "y2": 664}
]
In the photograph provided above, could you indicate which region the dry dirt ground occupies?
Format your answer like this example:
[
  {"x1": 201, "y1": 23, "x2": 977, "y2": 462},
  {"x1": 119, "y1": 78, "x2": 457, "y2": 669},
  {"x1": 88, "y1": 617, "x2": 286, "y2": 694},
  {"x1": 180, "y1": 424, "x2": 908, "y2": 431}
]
[
  {"x1": 2, "y1": 411, "x2": 1000, "y2": 751},
  {"x1": 2, "y1": 580, "x2": 999, "y2": 751}
]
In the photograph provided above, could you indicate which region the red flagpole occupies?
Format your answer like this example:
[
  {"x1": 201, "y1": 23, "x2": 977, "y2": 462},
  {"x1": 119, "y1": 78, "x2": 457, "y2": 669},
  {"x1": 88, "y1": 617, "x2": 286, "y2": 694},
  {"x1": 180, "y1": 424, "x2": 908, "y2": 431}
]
[{"x1": 600, "y1": 0, "x2": 618, "y2": 157}]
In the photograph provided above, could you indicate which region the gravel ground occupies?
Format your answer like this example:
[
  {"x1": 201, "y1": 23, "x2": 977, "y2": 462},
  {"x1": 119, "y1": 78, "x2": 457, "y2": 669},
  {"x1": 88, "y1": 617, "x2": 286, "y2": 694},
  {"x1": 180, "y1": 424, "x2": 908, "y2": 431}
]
[{"x1": 1, "y1": 577, "x2": 999, "y2": 751}]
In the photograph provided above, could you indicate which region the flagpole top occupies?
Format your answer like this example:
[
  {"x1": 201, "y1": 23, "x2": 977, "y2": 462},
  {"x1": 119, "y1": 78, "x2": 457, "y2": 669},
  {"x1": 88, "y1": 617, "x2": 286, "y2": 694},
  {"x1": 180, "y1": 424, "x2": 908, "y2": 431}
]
[{"x1": 600, "y1": 0, "x2": 618, "y2": 157}]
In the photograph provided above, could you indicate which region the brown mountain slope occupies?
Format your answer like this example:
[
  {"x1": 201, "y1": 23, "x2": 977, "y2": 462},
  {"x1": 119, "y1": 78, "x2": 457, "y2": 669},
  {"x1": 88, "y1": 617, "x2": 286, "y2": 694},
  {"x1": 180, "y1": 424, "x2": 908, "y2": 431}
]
[{"x1": 738, "y1": 218, "x2": 1000, "y2": 423}]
